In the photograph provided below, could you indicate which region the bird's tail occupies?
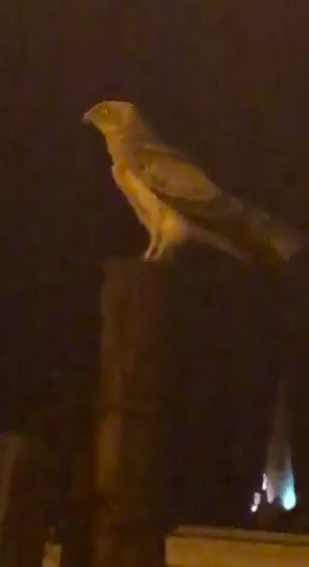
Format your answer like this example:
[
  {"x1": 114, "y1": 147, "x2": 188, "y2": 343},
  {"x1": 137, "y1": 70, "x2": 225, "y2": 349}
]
[{"x1": 186, "y1": 222, "x2": 252, "y2": 263}]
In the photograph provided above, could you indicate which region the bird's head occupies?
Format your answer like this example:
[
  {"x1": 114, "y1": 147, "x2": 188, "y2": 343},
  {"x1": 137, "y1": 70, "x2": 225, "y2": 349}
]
[{"x1": 82, "y1": 100, "x2": 135, "y2": 134}]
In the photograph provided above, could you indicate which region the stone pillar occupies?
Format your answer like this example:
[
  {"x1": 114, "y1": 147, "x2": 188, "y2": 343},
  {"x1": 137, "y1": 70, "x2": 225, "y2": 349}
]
[{"x1": 92, "y1": 260, "x2": 170, "y2": 567}]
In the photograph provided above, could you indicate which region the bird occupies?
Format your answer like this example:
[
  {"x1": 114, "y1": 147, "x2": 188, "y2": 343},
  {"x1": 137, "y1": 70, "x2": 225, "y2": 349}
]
[{"x1": 83, "y1": 100, "x2": 305, "y2": 263}]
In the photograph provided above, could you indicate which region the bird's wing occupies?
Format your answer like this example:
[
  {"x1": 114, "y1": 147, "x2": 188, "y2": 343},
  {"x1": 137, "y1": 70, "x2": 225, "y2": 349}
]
[
  {"x1": 125, "y1": 145, "x2": 305, "y2": 261},
  {"x1": 126, "y1": 144, "x2": 243, "y2": 219}
]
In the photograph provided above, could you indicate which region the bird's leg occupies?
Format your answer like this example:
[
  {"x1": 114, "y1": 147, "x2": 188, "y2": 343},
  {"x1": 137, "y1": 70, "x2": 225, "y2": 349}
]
[
  {"x1": 143, "y1": 231, "x2": 159, "y2": 260},
  {"x1": 150, "y1": 233, "x2": 168, "y2": 260},
  {"x1": 149, "y1": 209, "x2": 186, "y2": 260},
  {"x1": 146, "y1": 226, "x2": 177, "y2": 261},
  {"x1": 112, "y1": 164, "x2": 167, "y2": 261},
  {"x1": 143, "y1": 209, "x2": 164, "y2": 260}
]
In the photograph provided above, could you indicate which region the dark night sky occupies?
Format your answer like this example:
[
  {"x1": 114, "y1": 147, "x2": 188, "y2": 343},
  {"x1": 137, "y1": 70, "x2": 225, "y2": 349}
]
[{"x1": 1, "y1": 0, "x2": 309, "y2": 524}]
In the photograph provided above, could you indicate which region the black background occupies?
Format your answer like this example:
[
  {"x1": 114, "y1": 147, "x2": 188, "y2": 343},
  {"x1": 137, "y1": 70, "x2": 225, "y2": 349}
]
[{"x1": 1, "y1": 0, "x2": 309, "y2": 526}]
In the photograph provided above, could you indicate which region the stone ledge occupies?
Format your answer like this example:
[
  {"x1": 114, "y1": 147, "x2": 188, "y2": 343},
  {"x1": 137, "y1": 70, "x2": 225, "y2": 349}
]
[{"x1": 166, "y1": 525, "x2": 309, "y2": 567}]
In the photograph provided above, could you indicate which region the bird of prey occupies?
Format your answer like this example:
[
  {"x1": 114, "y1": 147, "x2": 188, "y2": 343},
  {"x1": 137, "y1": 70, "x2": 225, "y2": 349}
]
[{"x1": 83, "y1": 100, "x2": 305, "y2": 263}]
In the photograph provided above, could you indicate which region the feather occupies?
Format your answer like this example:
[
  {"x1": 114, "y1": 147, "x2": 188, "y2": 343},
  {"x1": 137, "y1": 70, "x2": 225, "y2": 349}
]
[{"x1": 83, "y1": 100, "x2": 306, "y2": 263}]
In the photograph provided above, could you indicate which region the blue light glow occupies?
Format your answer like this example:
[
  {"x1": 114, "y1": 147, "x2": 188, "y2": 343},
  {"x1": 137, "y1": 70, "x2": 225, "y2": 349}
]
[{"x1": 281, "y1": 485, "x2": 297, "y2": 511}]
